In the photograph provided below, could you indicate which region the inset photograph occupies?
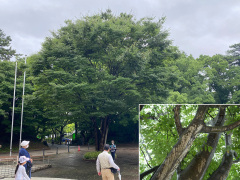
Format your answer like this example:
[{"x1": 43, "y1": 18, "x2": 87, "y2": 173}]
[{"x1": 140, "y1": 104, "x2": 240, "y2": 180}]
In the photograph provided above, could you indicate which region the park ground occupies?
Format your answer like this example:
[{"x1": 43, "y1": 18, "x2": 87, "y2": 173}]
[{"x1": 1, "y1": 143, "x2": 139, "y2": 180}]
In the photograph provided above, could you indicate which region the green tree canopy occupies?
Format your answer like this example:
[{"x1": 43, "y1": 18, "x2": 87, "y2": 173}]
[{"x1": 0, "y1": 29, "x2": 16, "y2": 61}]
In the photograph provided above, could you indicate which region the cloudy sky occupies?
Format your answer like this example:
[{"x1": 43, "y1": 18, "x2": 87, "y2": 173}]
[{"x1": 1, "y1": 0, "x2": 240, "y2": 59}]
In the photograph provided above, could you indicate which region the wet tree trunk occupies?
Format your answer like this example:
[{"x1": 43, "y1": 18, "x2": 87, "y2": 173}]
[
  {"x1": 150, "y1": 106, "x2": 208, "y2": 180},
  {"x1": 178, "y1": 106, "x2": 226, "y2": 180}
]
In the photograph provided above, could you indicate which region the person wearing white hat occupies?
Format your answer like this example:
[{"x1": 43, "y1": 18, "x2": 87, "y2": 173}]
[
  {"x1": 15, "y1": 156, "x2": 31, "y2": 180},
  {"x1": 19, "y1": 140, "x2": 33, "y2": 178}
]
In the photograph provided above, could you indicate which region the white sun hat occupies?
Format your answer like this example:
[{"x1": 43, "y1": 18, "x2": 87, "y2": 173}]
[
  {"x1": 19, "y1": 156, "x2": 30, "y2": 163},
  {"x1": 20, "y1": 140, "x2": 30, "y2": 147}
]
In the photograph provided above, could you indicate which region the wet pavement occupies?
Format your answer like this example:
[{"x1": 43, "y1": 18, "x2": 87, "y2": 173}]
[
  {"x1": 2, "y1": 178, "x2": 76, "y2": 180},
  {"x1": 32, "y1": 144, "x2": 139, "y2": 180},
  {"x1": 0, "y1": 144, "x2": 139, "y2": 180}
]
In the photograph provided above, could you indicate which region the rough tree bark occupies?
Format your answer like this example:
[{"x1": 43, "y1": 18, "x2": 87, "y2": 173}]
[
  {"x1": 141, "y1": 105, "x2": 240, "y2": 180},
  {"x1": 208, "y1": 133, "x2": 235, "y2": 180},
  {"x1": 150, "y1": 105, "x2": 209, "y2": 180},
  {"x1": 178, "y1": 106, "x2": 226, "y2": 180}
]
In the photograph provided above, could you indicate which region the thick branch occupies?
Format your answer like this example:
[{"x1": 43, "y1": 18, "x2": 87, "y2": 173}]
[
  {"x1": 173, "y1": 105, "x2": 183, "y2": 135},
  {"x1": 203, "y1": 119, "x2": 240, "y2": 133},
  {"x1": 140, "y1": 165, "x2": 159, "y2": 180},
  {"x1": 208, "y1": 133, "x2": 234, "y2": 180},
  {"x1": 178, "y1": 106, "x2": 226, "y2": 180},
  {"x1": 150, "y1": 106, "x2": 209, "y2": 180}
]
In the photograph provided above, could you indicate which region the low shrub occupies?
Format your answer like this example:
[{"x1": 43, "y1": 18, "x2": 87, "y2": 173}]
[
  {"x1": 84, "y1": 151, "x2": 101, "y2": 160},
  {"x1": 83, "y1": 151, "x2": 117, "y2": 160}
]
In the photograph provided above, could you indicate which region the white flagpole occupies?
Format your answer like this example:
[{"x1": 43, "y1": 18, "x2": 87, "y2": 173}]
[
  {"x1": 10, "y1": 61, "x2": 17, "y2": 156},
  {"x1": 19, "y1": 56, "x2": 27, "y2": 150}
]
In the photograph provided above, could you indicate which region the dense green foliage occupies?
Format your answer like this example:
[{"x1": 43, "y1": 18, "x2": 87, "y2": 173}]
[
  {"x1": 0, "y1": 29, "x2": 16, "y2": 61},
  {"x1": 1, "y1": 10, "x2": 240, "y2": 151},
  {"x1": 140, "y1": 105, "x2": 240, "y2": 180}
]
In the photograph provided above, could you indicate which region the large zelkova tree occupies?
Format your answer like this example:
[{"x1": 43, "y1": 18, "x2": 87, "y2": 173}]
[
  {"x1": 140, "y1": 105, "x2": 240, "y2": 180},
  {"x1": 27, "y1": 10, "x2": 180, "y2": 150}
]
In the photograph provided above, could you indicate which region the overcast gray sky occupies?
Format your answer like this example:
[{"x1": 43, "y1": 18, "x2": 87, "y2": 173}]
[{"x1": 1, "y1": 0, "x2": 240, "y2": 59}]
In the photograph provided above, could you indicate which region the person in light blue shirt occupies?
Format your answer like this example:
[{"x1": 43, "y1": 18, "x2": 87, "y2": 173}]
[
  {"x1": 110, "y1": 140, "x2": 117, "y2": 161},
  {"x1": 19, "y1": 141, "x2": 33, "y2": 178}
]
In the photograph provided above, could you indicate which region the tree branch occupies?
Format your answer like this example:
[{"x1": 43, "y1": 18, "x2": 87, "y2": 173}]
[
  {"x1": 233, "y1": 159, "x2": 240, "y2": 164},
  {"x1": 173, "y1": 105, "x2": 183, "y2": 135},
  {"x1": 140, "y1": 165, "x2": 159, "y2": 180},
  {"x1": 140, "y1": 146, "x2": 152, "y2": 169},
  {"x1": 202, "y1": 119, "x2": 240, "y2": 133}
]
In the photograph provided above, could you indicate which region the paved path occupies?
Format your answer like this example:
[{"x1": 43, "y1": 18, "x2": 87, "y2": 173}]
[
  {"x1": 0, "y1": 144, "x2": 82, "y2": 179},
  {"x1": 1, "y1": 144, "x2": 139, "y2": 180},
  {"x1": 33, "y1": 144, "x2": 139, "y2": 180},
  {"x1": 2, "y1": 178, "x2": 76, "y2": 180}
]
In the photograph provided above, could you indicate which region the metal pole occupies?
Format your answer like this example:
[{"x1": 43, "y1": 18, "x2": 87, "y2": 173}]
[
  {"x1": 10, "y1": 61, "x2": 17, "y2": 156},
  {"x1": 19, "y1": 56, "x2": 27, "y2": 150},
  {"x1": 43, "y1": 148, "x2": 45, "y2": 163},
  {"x1": 68, "y1": 143, "x2": 69, "y2": 153}
]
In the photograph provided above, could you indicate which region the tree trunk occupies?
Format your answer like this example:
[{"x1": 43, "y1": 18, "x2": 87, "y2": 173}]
[
  {"x1": 58, "y1": 126, "x2": 65, "y2": 145},
  {"x1": 99, "y1": 116, "x2": 110, "y2": 151},
  {"x1": 151, "y1": 106, "x2": 208, "y2": 180},
  {"x1": 178, "y1": 106, "x2": 226, "y2": 180},
  {"x1": 75, "y1": 122, "x2": 78, "y2": 139},
  {"x1": 80, "y1": 130, "x2": 86, "y2": 145},
  {"x1": 104, "y1": 123, "x2": 109, "y2": 145},
  {"x1": 92, "y1": 117, "x2": 99, "y2": 151},
  {"x1": 208, "y1": 134, "x2": 234, "y2": 180}
]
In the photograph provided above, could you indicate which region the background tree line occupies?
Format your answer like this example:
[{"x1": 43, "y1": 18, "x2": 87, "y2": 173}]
[{"x1": 1, "y1": 10, "x2": 240, "y2": 151}]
